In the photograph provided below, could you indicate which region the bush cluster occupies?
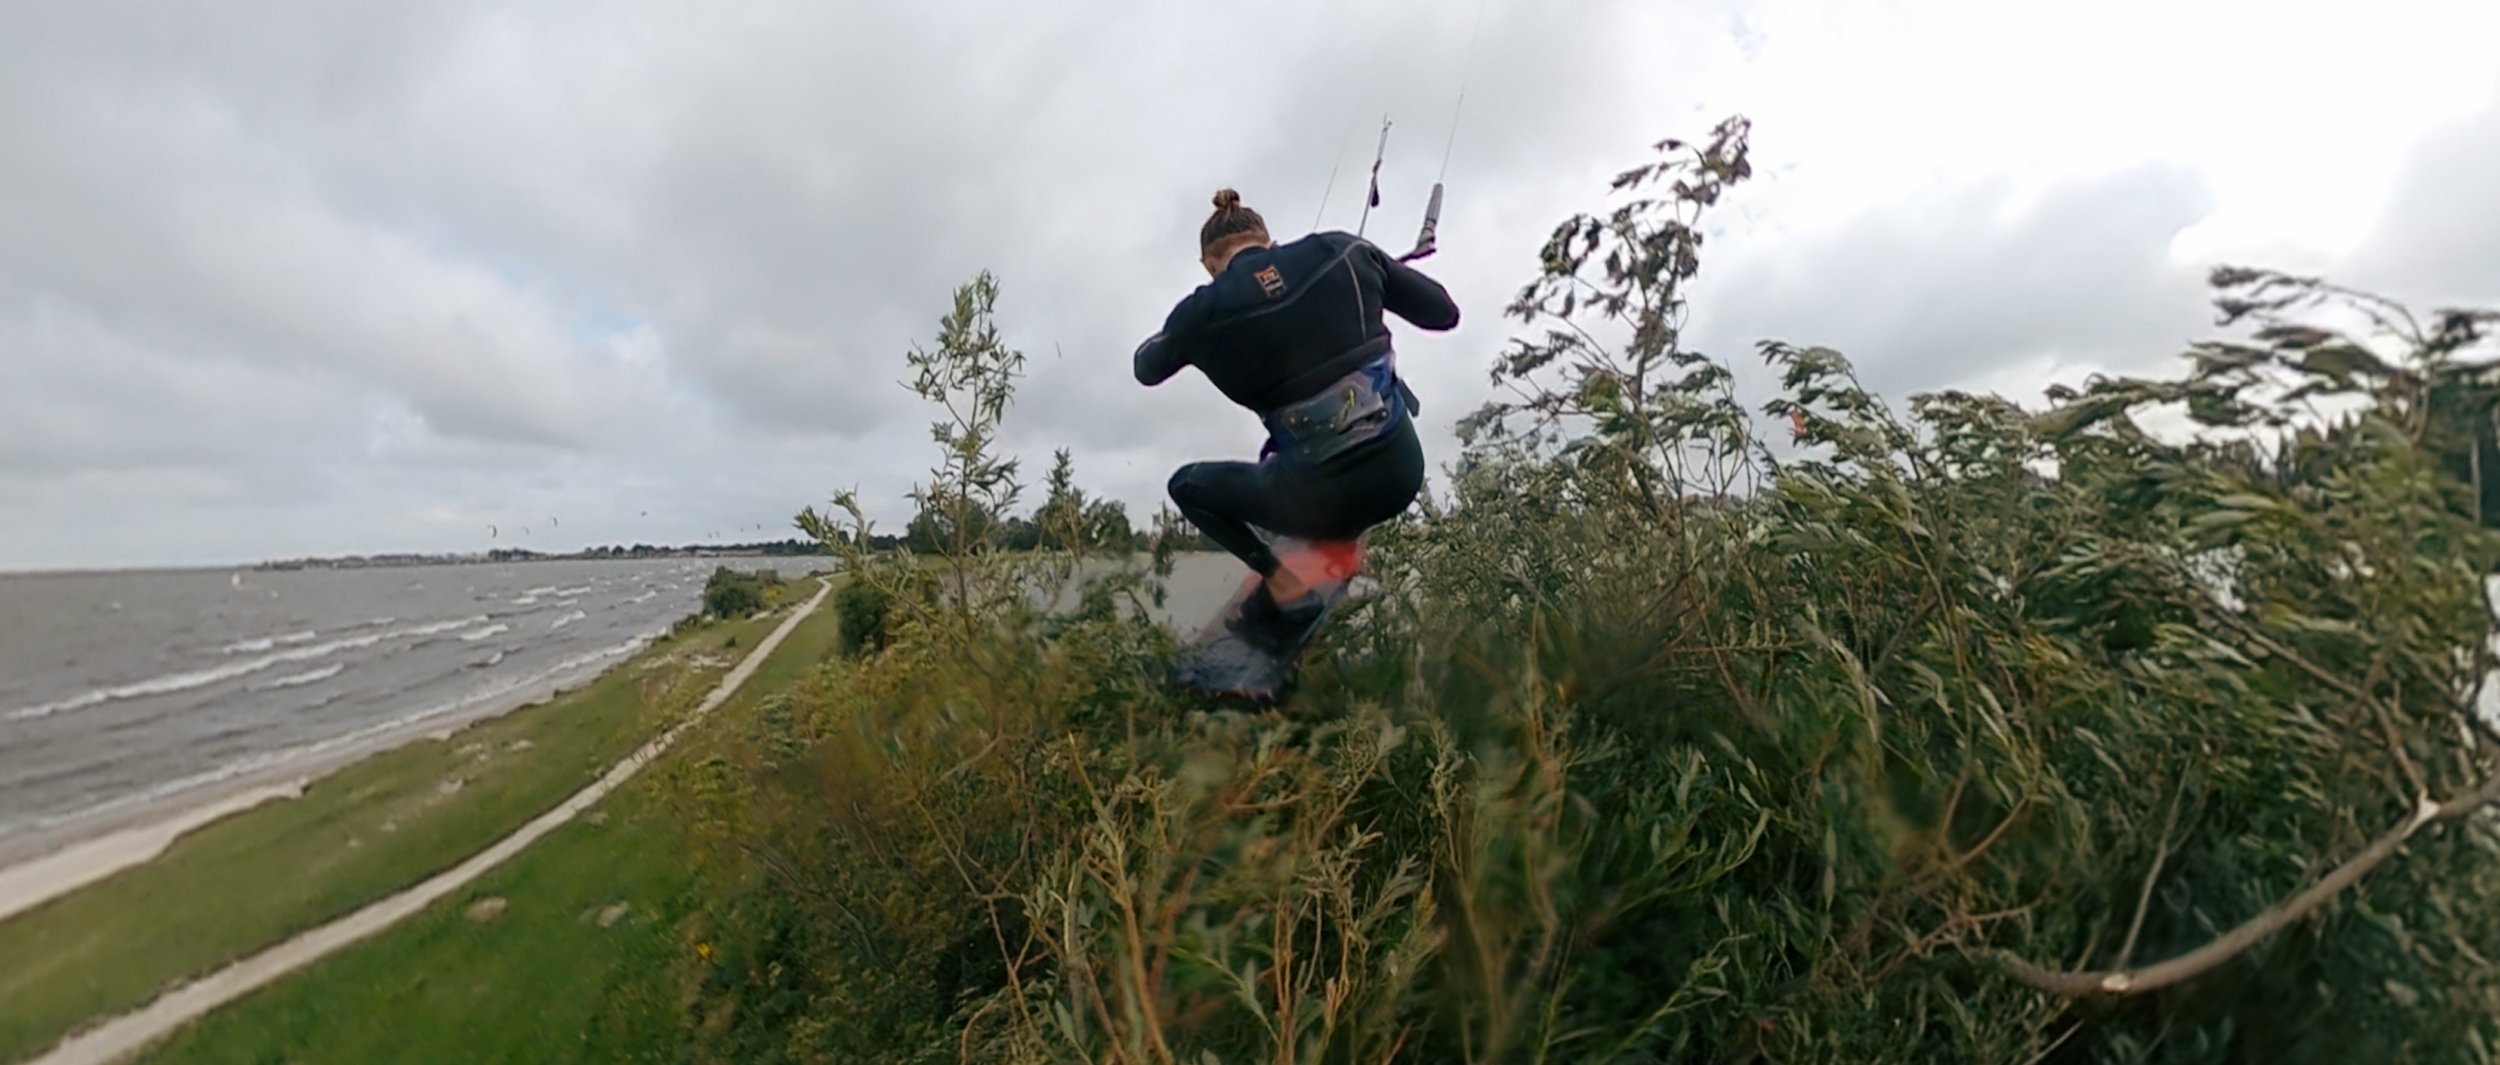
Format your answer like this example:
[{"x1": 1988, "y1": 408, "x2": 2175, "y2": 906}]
[
  {"x1": 658, "y1": 116, "x2": 2500, "y2": 1064},
  {"x1": 704, "y1": 565, "x2": 785, "y2": 620}
]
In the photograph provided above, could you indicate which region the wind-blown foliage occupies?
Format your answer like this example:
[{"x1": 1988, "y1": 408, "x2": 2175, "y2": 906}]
[{"x1": 681, "y1": 116, "x2": 2500, "y2": 1064}]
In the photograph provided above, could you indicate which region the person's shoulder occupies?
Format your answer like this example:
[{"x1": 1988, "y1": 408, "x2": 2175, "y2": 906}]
[
  {"x1": 1278, "y1": 230, "x2": 1388, "y2": 265},
  {"x1": 1310, "y1": 229, "x2": 1402, "y2": 263},
  {"x1": 1161, "y1": 271, "x2": 1225, "y2": 326}
]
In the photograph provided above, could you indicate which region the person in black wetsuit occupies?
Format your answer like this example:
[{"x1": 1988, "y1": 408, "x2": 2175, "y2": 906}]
[{"x1": 1134, "y1": 188, "x2": 1460, "y2": 650}]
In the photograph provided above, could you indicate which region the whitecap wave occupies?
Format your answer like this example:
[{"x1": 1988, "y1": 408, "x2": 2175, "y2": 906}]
[
  {"x1": 219, "y1": 630, "x2": 318, "y2": 656},
  {"x1": 25, "y1": 634, "x2": 658, "y2": 836},
  {"x1": 6, "y1": 615, "x2": 487, "y2": 722},
  {"x1": 256, "y1": 664, "x2": 346, "y2": 690}
]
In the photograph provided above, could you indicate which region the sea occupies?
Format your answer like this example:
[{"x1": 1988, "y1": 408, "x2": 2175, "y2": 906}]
[{"x1": 0, "y1": 557, "x2": 811, "y2": 858}]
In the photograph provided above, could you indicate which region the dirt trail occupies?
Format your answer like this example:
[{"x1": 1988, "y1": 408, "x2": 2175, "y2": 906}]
[{"x1": 25, "y1": 578, "x2": 833, "y2": 1065}]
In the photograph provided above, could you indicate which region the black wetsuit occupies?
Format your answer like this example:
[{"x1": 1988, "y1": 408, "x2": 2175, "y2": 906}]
[{"x1": 1134, "y1": 230, "x2": 1460, "y2": 581}]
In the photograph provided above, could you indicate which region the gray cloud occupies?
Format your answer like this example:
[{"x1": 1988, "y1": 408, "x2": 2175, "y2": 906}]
[
  {"x1": 3, "y1": 0, "x2": 2489, "y2": 570},
  {"x1": 2339, "y1": 85, "x2": 2500, "y2": 311},
  {"x1": 1683, "y1": 163, "x2": 2223, "y2": 410}
]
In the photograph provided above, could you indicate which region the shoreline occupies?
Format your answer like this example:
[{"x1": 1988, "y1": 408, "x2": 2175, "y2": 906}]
[
  {"x1": 27, "y1": 578, "x2": 835, "y2": 1065},
  {"x1": 0, "y1": 627, "x2": 671, "y2": 924},
  {"x1": 0, "y1": 555, "x2": 1178, "y2": 925},
  {"x1": 0, "y1": 552, "x2": 831, "y2": 580}
]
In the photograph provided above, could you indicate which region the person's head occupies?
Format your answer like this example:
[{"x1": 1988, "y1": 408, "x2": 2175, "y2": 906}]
[{"x1": 1198, "y1": 188, "x2": 1271, "y2": 276}]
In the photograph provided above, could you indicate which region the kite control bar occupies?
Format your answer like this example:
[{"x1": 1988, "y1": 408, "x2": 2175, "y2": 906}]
[
  {"x1": 1397, "y1": 181, "x2": 1442, "y2": 263},
  {"x1": 1335, "y1": 0, "x2": 1476, "y2": 266},
  {"x1": 1344, "y1": 116, "x2": 1442, "y2": 265}
]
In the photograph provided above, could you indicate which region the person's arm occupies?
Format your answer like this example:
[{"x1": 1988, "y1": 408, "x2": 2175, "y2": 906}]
[
  {"x1": 1133, "y1": 288, "x2": 1209, "y2": 386},
  {"x1": 1134, "y1": 329, "x2": 1185, "y2": 386},
  {"x1": 1371, "y1": 243, "x2": 1461, "y2": 331}
]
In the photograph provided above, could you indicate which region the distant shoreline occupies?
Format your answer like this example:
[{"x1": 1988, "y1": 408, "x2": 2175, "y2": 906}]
[
  {"x1": 0, "y1": 551, "x2": 829, "y2": 580},
  {"x1": 2, "y1": 529, "x2": 1225, "y2": 579},
  {"x1": 246, "y1": 549, "x2": 832, "y2": 573}
]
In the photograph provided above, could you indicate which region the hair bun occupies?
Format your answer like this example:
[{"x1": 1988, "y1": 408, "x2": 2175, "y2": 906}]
[{"x1": 1212, "y1": 188, "x2": 1242, "y2": 212}]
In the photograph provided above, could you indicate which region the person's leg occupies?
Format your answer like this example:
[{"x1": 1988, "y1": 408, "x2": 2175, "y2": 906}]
[
  {"x1": 1294, "y1": 418, "x2": 1426, "y2": 539},
  {"x1": 1167, "y1": 459, "x2": 1328, "y2": 653},
  {"x1": 1167, "y1": 460, "x2": 1286, "y2": 578},
  {"x1": 1168, "y1": 417, "x2": 1425, "y2": 607},
  {"x1": 1220, "y1": 419, "x2": 1428, "y2": 604}
]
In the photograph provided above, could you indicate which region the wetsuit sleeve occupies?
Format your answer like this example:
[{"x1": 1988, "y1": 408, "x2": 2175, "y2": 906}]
[
  {"x1": 1133, "y1": 288, "x2": 1209, "y2": 386},
  {"x1": 1374, "y1": 247, "x2": 1461, "y2": 331},
  {"x1": 1133, "y1": 329, "x2": 1185, "y2": 386}
]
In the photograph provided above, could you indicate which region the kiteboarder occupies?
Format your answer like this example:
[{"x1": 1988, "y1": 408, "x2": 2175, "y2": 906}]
[{"x1": 1133, "y1": 187, "x2": 1460, "y2": 655}]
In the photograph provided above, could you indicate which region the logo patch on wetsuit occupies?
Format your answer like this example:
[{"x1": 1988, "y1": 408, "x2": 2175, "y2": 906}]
[{"x1": 1254, "y1": 265, "x2": 1286, "y2": 298}]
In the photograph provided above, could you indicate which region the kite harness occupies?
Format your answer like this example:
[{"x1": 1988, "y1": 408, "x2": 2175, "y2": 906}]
[{"x1": 1262, "y1": 355, "x2": 1410, "y2": 469}]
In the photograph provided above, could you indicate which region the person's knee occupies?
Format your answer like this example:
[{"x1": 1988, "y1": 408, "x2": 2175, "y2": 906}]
[
  {"x1": 1166, "y1": 464, "x2": 1207, "y2": 508},
  {"x1": 1169, "y1": 462, "x2": 1240, "y2": 511}
]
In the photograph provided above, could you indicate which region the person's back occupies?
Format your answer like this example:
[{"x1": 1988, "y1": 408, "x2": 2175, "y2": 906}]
[
  {"x1": 1134, "y1": 226, "x2": 1459, "y2": 415},
  {"x1": 1134, "y1": 188, "x2": 1460, "y2": 661}
]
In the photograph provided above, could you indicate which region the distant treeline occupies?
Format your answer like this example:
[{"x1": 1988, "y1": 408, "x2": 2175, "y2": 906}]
[
  {"x1": 565, "y1": 540, "x2": 831, "y2": 558},
  {"x1": 819, "y1": 468, "x2": 1225, "y2": 557},
  {"x1": 491, "y1": 506, "x2": 1222, "y2": 565}
]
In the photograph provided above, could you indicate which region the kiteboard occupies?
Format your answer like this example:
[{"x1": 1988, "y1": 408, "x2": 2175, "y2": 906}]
[{"x1": 1170, "y1": 533, "x2": 1368, "y2": 704}]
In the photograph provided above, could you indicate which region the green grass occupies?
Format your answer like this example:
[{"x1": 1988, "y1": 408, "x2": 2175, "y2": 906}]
[
  {"x1": 0, "y1": 605, "x2": 795, "y2": 1064},
  {"x1": 119, "y1": 589, "x2": 851, "y2": 1065},
  {"x1": 134, "y1": 767, "x2": 706, "y2": 1065},
  {"x1": 707, "y1": 580, "x2": 850, "y2": 721}
]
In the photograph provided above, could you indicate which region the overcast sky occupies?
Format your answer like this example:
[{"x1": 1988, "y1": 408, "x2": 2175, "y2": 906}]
[{"x1": 5, "y1": 0, "x2": 2497, "y2": 572}]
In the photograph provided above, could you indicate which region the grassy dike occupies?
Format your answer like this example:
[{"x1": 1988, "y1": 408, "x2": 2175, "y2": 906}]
[
  {"x1": 122, "y1": 586, "x2": 854, "y2": 1065},
  {"x1": 0, "y1": 591, "x2": 828, "y2": 1065}
]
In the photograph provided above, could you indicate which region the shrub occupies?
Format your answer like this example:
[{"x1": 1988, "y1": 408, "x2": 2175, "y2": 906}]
[
  {"x1": 704, "y1": 565, "x2": 769, "y2": 619},
  {"x1": 834, "y1": 578, "x2": 893, "y2": 656},
  {"x1": 670, "y1": 116, "x2": 2500, "y2": 1064}
]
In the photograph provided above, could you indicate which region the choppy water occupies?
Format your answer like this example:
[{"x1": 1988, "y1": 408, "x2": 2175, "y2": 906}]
[{"x1": 0, "y1": 557, "x2": 811, "y2": 849}]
